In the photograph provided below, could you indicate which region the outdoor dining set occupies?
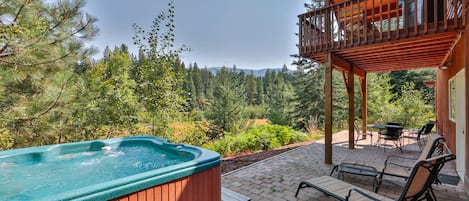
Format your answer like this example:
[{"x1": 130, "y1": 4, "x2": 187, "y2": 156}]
[{"x1": 355, "y1": 121, "x2": 436, "y2": 152}]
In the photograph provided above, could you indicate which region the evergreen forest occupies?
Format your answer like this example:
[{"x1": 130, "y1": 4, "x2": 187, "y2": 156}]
[{"x1": 0, "y1": 0, "x2": 436, "y2": 156}]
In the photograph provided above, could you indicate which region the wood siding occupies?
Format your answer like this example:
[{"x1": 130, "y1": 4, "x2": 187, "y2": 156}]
[
  {"x1": 435, "y1": 29, "x2": 466, "y2": 178},
  {"x1": 110, "y1": 166, "x2": 221, "y2": 201}
]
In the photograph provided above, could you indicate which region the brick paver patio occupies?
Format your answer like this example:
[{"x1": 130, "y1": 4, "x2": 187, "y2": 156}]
[{"x1": 222, "y1": 131, "x2": 469, "y2": 201}]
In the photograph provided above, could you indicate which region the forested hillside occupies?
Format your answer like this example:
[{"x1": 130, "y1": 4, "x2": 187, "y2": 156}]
[{"x1": 0, "y1": 0, "x2": 435, "y2": 153}]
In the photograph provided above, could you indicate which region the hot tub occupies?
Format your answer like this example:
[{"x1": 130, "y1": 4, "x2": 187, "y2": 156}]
[{"x1": 0, "y1": 136, "x2": 221, "y2": 201}]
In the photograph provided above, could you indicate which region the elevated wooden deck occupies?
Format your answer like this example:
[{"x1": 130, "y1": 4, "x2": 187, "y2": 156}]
[{"x1": 299, "y1": 0, "x2": 465, "y2": 72}]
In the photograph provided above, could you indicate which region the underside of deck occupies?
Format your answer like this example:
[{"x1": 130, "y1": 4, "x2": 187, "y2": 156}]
[
  {"x1": 298, "y1": 0, "x2": 465, "y2": 72},
  {"x1": 305, "y1": 31, "x2": 461, "y2": 72}
]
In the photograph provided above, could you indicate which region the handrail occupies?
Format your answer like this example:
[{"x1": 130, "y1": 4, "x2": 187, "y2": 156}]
[{"x1": 299, "y1": 0, "x2": 465, "y2": 56}]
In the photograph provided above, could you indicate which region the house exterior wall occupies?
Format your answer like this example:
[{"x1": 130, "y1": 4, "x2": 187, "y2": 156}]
[
  {"x1": 436, "y1": 34, "x2": 464, "y2": 153},
  {"x1": 435, "y1": 27, "x2": 468, "y2": 184}
]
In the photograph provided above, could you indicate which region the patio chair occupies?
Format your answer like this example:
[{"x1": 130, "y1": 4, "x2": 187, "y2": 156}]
[
  {"x1": 295, "y1": 153, "x2": 456, "y2": 201},
  {"x1": 333, "y1": 133, "x2": 445, "y2": 192},
  {"x1": 378, "y1": 125, "x2": 404, "y2": 152},
  {"x1": 380, "y1": 135, "x2": 447, "y2": 187},
  {"x1": 354, "y1": 121, "x2": 373, "y2": 145},
  {"x1": 406, "y1": 121, "x2": 435, "y2": 151}
]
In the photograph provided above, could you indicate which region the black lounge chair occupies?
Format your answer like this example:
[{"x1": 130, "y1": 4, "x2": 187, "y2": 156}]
[
  {"x1": 332, "y1": 133, "x2": 445, "y2": 193},
  {"x1": 295, "y1": 153, "x2": 456, "y2": 201}
]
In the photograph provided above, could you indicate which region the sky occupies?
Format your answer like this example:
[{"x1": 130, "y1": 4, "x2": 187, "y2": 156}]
[{"x1": 83, "y1": 0, "x2": 308, "y2": 69}]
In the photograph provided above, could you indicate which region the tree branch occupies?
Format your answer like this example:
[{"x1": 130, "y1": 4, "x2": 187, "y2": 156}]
[
  {"x1": 0, "y1": 50, "x2": 15, "y2": 58},
  {"x1": 13, "y1": 0, "x2": 30, "y2": 24},
  {"x1": 50, "y1": 17, "x2": 94, "y2": 45},
  {"x1": 16, "y1": 79, "x2": 68, "y2": 122},
  {"x1": 0, "y1": 51, "x2": 72, "y2": 66}
]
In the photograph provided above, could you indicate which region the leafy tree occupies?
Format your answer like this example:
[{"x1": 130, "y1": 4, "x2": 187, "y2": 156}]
[
  {"x1": 206, "y1": 67, "x2": 247, "y2": 139},
  {"x1": 394, "y1": 82, "x2": 434, "y2": 128},
  {"x1": 183, "y1": 72, "x2": 197, "y2": 111},
  {"x1": 132, "y1": 0, "x2": 187, "y2": 137},
  {"x1": 84, "y1": 47, "x2": 139, "y2": 136},
  {"x1": 389, "y1": 69, "x2": 436, "y2": 105},
  {"x1": 0, "y1": 0, "x2": 98, "y2": 148}
]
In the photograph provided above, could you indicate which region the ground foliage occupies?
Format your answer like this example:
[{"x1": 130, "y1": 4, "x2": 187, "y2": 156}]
[{"x1": 203, "y1": 125, "x2": 310, "y2": 157}]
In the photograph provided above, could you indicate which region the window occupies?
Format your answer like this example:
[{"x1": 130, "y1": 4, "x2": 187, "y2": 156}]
[{"x1": 449, "y1": 77, "x2": 456, "y2": 121}]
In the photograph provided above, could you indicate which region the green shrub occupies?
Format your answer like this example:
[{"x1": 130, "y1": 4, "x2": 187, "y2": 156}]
[
  {"x1": 203, "y1": 124, "x2": 310, "y2": 157},
  {"x1": 0, "y1": 128, "x2": 14, "y2": 150},
  {"x1": 246, "y1": 105, "x2": 266, "y2": 119}
]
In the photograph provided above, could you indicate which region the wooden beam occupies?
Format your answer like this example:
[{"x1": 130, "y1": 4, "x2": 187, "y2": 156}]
[
  {"x1": 342, "y1": 71, "x2": 349, "y2": 86},
  {"x1": 353, "y1": 66, "x2": 366, "y2": 77},
  {"x1": 438, "y1": 31, "x2": 462, "y2": 67},
  {"x1": 347, "y1": 68, "x2": 355, "y2": 149},
  {"x1": 360, "y1": 73, "x2": 367, "y2": 139},
  {"x1": 332, "y1": 54, "x2": 352, "y2": 72},
  {"x1": 325, "y1": 53, "x2": 333, "y2": 164},
  {"x1": 331, "y1": 54, "x2": 366, "y2": 77}
]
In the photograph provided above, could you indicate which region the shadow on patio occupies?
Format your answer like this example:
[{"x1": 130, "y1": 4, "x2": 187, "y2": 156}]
[{"x1": 222, "y1": 131, "x2": 468, "y2": 201}]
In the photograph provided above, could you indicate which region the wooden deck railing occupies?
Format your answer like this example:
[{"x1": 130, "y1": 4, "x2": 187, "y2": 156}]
[{"x1": 299, "y1": 0, "x2": 466, "y2": 55}]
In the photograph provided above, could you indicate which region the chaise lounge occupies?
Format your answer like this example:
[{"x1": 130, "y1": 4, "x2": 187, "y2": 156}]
[
  {"x1": 295, "y1": 153, "x2": 456, "y2": 201},
  {"x1": 334, "y1": 133, "x2": 445, "y2": 192}
]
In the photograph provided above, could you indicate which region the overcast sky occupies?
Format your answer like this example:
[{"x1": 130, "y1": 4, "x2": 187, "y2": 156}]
[{"x1": 83, "y1": 1, "x2": 308, "y2": 69}]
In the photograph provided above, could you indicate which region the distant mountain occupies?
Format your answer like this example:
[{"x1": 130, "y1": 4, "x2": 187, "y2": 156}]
[{"x1": 206, "y1": 67, "x2": 293, "y2": 77}]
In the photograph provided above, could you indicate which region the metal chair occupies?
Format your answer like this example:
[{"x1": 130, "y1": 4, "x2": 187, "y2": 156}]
[
  {"x1": 354, "y1": 121, "x2": 373, "y2": 145},
  {"x1": 378, "y1": 125, "x2": 404, "y2": 152},
  {"x1": 407, "y1": 121, "x2": 436, "y2": 151}
]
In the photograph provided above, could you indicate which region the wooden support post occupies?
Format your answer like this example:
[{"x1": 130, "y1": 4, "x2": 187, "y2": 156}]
[
  {"x1": 360, "y1": 73, "x2": 368, "y2": 139},
  {"x1": 325, "y1": 53, "x2": 333, "y2": 164},
  {"x1": 347, "y1": 69, "x2": 355, "y2": 149}
]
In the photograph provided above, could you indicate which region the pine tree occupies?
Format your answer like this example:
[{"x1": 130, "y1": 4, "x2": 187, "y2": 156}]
[
  {"x1": 245, "y1": 73, "x2": 257, "y2": 105},
  {"x1": 0, "y1": 0, "x2": 98, "y2": 148},
  {"x1": 192, "y1": 63, "x2": 204, "y2": 99},
  {"x1": 206, "y1": 67, "x2": 247, "y2": 139},
  {"x1": 84, "y1": 47, "x2": 139, "y2": 136},
  {"x1": 290, "y1": 57, "x2": 325, "y2": 131},
  {"x1": 266, "y1": 75, "x2": 295, "y2": 125},
  {"x1": 201, "y1": 66, "x2": 214, "y2": 102},
  {"x1": 367, "y1": 73, "x2": 398, "y2": 124},
  {"x1": 256, "y1": 77, "x2": 265, "y2": 105}
]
